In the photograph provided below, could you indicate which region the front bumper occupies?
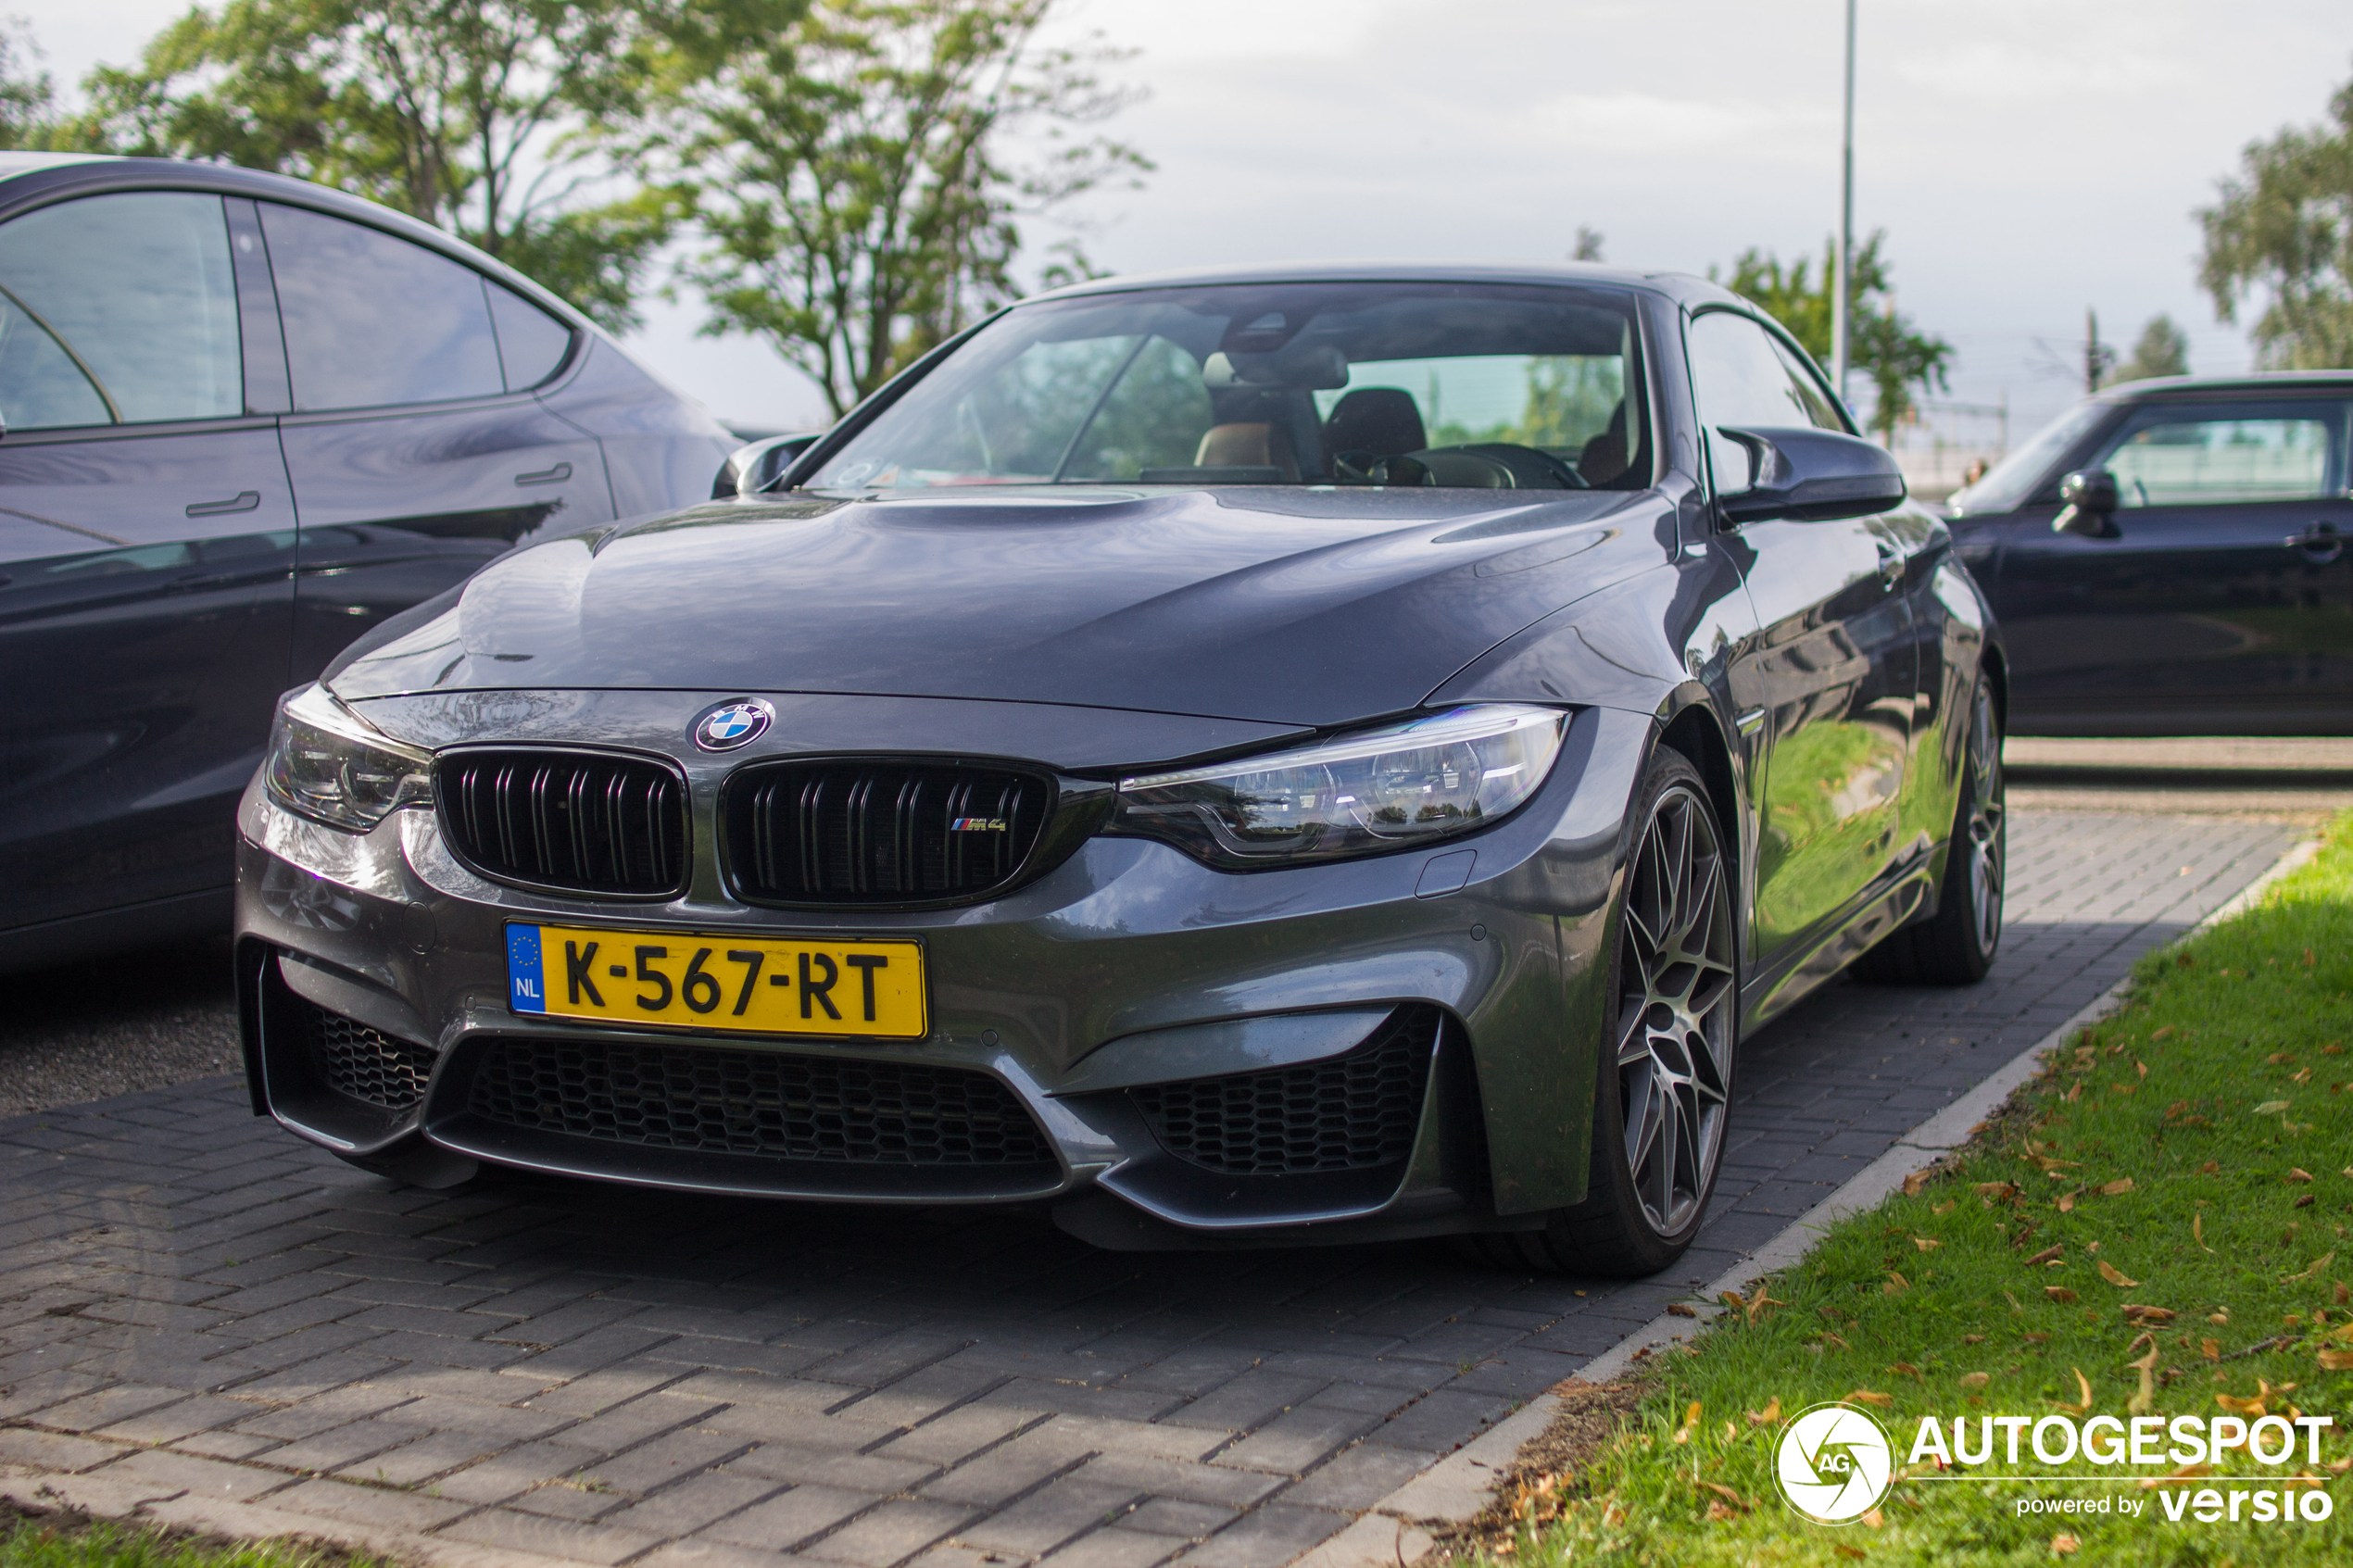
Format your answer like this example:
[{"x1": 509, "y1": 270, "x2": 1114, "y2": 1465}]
[{"x1": 234, "y1": 699, "x2": 1649, "y2": 1244}]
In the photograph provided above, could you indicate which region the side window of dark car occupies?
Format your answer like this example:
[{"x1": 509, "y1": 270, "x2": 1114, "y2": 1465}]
[
  {"x1": 1686, "y1": 309, "x2": 1844, "y2": 494},
  {"x1": 2085, "y1": 404, "x2": 2338, "y2": 508},
  {"x1": 259, "y1": 204, "x2": 573, "y2": 409},
  {"x1": 0, "y1": 192, "x2": 244, "y2": 431}
]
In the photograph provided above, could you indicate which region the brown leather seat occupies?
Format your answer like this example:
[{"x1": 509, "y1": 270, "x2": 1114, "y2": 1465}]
[{"x1": 1194, "y1": 422, "x2": 1300, "y2": 480}]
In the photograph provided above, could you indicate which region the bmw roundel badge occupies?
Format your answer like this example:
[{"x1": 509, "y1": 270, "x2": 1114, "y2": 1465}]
[{"x1": 693, "y1": 699, "x2": 773, "y2": 751}]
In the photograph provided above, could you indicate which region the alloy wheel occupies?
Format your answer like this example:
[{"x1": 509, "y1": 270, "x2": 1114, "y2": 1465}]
[
  {"x1": 1616, "y1": 783, "x2": 1736, "y2": 1236},
  {"x1": 1964, "y1": 685, "x2": 2006, "y2": 958}
]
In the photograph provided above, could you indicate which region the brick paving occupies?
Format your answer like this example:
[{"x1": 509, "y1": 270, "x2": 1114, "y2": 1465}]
[{"x1": 0, "y1": 810, "x2": 2297, "y2": 1567}]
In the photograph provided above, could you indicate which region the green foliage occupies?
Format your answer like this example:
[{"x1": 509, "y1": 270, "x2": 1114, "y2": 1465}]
[
  {"x1": 1426, "y1": 357, "x2": 1623, "y2": 453},
  {"x1": 2110, "y1": 314, "x2": 2191, "y2": 384},
  {"x1": 649, "y1": 0, "x2": 1150, "y2": 417},
  {"x1": 0, "y1": 1514, "x2": 384, "y2": 1568},
  {"x1": 66, "y1": 0, "x2": 776, "y2": 329},
  {"x1": 1501, "y1": 813, "x2": 2353, "y2": 1565},
  {"x1": 0, "y1": 19, "x2": 58, "y2": 149},
  {"x1": 2200, "y1": 73, "x2": 2353, "y2": 370},
  {"x1": 1714, "y1": 232, "x2": 1954, "y2": 442}
]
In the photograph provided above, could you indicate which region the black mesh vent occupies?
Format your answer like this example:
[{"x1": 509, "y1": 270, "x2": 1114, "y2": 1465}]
[
  {"x1": 1130, "y1": 1008, "x2": 1438, "y2": 1176},
  {"x1": 439, "y1": 750, "x2": 686, "y2": 897},
  {"x1": 467, "y1": 1037, "x2": 1056, "y2": 1167},
  {"x1": 303, "y1": 1000, "x2": 435, "y2": 1110},
  {"x1": 724, "y1": 760, "x2": 1051, "y2": 906}
]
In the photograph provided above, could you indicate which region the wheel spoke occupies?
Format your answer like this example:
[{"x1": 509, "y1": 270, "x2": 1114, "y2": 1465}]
[{"x1": 1617, "y1": 997, "x2": 1652, "y2": 1065}]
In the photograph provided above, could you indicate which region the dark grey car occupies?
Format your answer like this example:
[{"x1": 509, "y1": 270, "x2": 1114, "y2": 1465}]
[
  {"x1": 233, "y1": 264, "x2": 2005, "y2": 1273},
  {"x1": 0, "y1": 153, "x2": 736, "y2": 970}
]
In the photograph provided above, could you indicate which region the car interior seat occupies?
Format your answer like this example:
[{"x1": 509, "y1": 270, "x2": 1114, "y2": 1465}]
[
  {"x1": 1579, "y1": 403, "x2": 1629, "y2": 484},
  {"x1": 1193, "y1": 422, "x2": 1301, "y2": 481},
  {"x1": 1321, "y1": 388, "x2": 1428, "y2": 467}
]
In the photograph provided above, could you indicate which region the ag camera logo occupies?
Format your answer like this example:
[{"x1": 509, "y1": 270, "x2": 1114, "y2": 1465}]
[
  {"x1": 1777, "y1": 1401, "x2": 1894, "y2": 1524},
  {"x1": 693, "y1": 699, "x2": 773, "y2": 751}
]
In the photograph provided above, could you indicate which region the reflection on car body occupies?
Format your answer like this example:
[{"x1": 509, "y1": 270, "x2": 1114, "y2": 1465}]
[{"x1": 233, "y1": 262, "x2": 2007, "y2": 1274}]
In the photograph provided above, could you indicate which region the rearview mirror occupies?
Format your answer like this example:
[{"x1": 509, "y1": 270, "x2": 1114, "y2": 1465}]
[
  {"x1": 2051, "y1": 469, "x2": 2120, "y2": 538},
  {"x1": 712, "y1": 432, "x2": 822, "y2": 499},
  {"x1": 1714, "y1": 426, "x2": 1907, "y2": 524}
]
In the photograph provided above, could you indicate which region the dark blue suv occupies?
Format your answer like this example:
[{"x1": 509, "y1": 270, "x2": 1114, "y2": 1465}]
[{"x1": 0, "y1": 154, "x2": 737, "y2": 970}]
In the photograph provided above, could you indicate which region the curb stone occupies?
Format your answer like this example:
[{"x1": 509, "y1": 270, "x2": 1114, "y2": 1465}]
[{"x1": 1308, "y1": 832, "x2": 2326, "y2": 1566}]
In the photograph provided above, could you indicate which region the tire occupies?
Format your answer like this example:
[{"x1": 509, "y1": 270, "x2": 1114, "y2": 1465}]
[
  {"x1": 1494, "y1": 748, "x2": 1738, "y2": 1276},
  {"x1": 1861, "y1": 674, "x2": 2006, "y2": 985}
]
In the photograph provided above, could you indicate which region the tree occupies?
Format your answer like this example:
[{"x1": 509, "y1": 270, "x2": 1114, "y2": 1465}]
[
  {"x1": 1714, "y1": 232, "x2": 1955, "y2": 442},
  {"x1": 2109, "y1": 313, "x2": 2190, "y2": 384},
  {"x1": 2199, "y1": 72, "x2": 2353, "y2": 370},
  {"x1": 70, "y1": 0, "x2": 780, "y2": 329},
  {"x1": 650, "y1": 0, "x2": 1149, "y2": 419},
  {"x1": 0, "y1": 19, "x2": 57, "y2": 148}
]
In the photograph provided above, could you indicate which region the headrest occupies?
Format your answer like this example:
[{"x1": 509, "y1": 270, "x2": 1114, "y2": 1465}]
[
  {"x1": 1194, "y1": 422, "x2": 1299, "y2": 480},
  {"x1": 1322, "y1": 388, "x2": 1428, "y2": 459}
]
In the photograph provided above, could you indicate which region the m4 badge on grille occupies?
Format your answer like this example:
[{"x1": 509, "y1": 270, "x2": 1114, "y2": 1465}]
[{"x1": 950, "y1": 817, "x2": 1009, "y2": 832}]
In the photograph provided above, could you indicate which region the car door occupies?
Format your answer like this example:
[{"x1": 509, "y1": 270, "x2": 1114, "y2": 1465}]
[
  {"x1": 0, "y1": 189, "x2": 301, "y2": 938},
  {"x1": 1688, "y1": 308, "x2": 1917, "y2": 971},
  {"x1": 1993, "y1": 397, "x2": 2353, "y2": 732},
  {"x1": 257, "y1": 201, "x2": 615, "y2": 680}
]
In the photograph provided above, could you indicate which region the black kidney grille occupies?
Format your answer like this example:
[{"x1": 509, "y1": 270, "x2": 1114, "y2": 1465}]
[
  {"x1": 468, "y1": 1036, "x2": 1056, "y2": 1167},
  {"x1": 727, "y1": 762, "x2": 1050, "y2": 905},
  {"x1": 303, "y1": 999, "x2": 435, "y2": 1110},
  {"x1": 440, "y1": 750, "x2": 686, "y2": 896},
  {"x1": 1130, "y1": 1007, "x2": 1438, "y2": 1176}
]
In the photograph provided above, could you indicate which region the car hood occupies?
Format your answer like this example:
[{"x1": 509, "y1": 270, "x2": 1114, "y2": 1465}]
[{"x1": 326, "y1": 484, "x2": 1669, "y2": 727}]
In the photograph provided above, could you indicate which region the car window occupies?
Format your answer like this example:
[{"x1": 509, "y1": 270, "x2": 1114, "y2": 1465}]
[
  {"x1": 1686, "y1": 309, "x2": 1842, "y2": 494},
  {"x1": 2089, "y1": 406, "x2": 2336, "y2": 508},
  {"x1": 486, "y1": 280, "x2": 573, "y2": 390},
  {"x1": 260, "y1": 203, "x2": 504, "y2": 410},
  {"x1": 0, "y1": 193, "x2": 242, "y2": 431},
  {"x1": 807, "y1": 281, "x2": 1649, "y2": 490},
  {"x1": 1947, "y1": 399, "x2": 2109, "y2": 515}
]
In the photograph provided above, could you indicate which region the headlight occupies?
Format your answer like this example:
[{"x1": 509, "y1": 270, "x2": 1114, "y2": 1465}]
[
  {"x1": 263, "y1": 684, "x2": 433, "y2": 832},
  {"x1": 1111, "y1": 704, "x2": 1568, "y2": 868}
]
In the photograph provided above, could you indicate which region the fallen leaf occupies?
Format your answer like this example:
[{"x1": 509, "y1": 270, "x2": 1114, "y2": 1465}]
[
  {"x1": 1959, "y1": 1372, "x2": 1990, "y2": 1389},
  {"x1": 2025, "y1": 1245, "x2": 2065, "y2": 1268},
  {"x1": 2049, "y1": 1368, "x2": 2094, "y2": 1414},
  {"x1": 2255, "y1": 1100, "x2": 2293, "y2": 1114},
  {"x1": 1667, "y1": 1303, "x2": 1699, "y2": 1318},
  {"x1": 2140, "y1": 1462, "x2": 2213, "y2": 1489},
  {"x1": 2123, "y1": 1304, "x2": 2177, "y2": 1323},
  {"x1": 2307, "y1": 948, "x2": 2317, "y2": 967},
  {"x1": 2025, "y1": 1331, "x2": 2052, "y2": 1343},
  {"x1": 1697, "y1": 1478, "x2": 1743, "y2": 1510},
  {"x1": 2057, "y1": 1191, "x2": 2079, "y2": 1213},
  {"x1": 2319, "y1": 1348, "x2": 2353, "y2": 1371},
  {"x1": 2046, "y1": 1286, "x2": 2078, "y2": 1303},
  {"x1": 2153, "y1": 1025, "x2": 2176, "y2": 1040},
  {"x1": 1672, "y1": 1400, "x2": 1701, "y2": 1444},
  {"x1": 2006, "y1": 1290, "x2": 2026, "y2": 1312},
  {"x1": 1833, "y1": 1548, "x2": 1866, "y2": 1562},
  {"x1": 1889, "y1": 1361, "x2": 1921, "y2": 1378},
  {"x1": 2203, "y1": 1160, "x2": 2221, "y2": 1174},
  {"x1": 2099, "y1": 1261, "x2": 2140, "y2": 1288},
  {"x1": 2128, "y1": 1344, "x2": 2160, "y2": 1415},
  {"x1": 1823, "y1": 1331, "x2": 1852, "y2": 1350},
  {"x1": 1913, "y1": 1236, "x2": 1941, "y2": 1252},
  {"x1": 1745, "y1": 1397, "x2": 1781, "y2": 1426},
  {"x1": 2052, "y1": 1531, "x2": 2080, "y2": 1554},
  {"x1": 2203, "y1": 1336, "x2": 2221, "y2": 1360},
  {"x1": 2137, "y1": 1060, "x2": 2148, "y2": 1079},
  {"x1": 1977, "y1": 1181, "x2": 2018, "y2": 1199},
  {"x1": 2100, "y1": 1177, "x2": 2134, "y2": 1196},
  {"x1": 1704, "y1": 1499, "x2": 1737, "y2": 1522},
  {"x1": 1847, "y1": 1388, "x2": 1894, "y2": 1408},
  {"x1": 1933, "y1": 1199, "x2": 1955, "y2": 1214},
  {"x1": 1862, "y1": 1508, "x2": 1884, "y2": 1528},
  {"x1": 1903, "y1": 1170, "x2": 1930, "y2": 1198},
  {"x1": 2284, "y1": 1252, "x2": 2336, "y2": 1283},
  {"x1": 2195, "y1": 1213, "x2": 2212, "y2": 1251},
  {"x1": 1883, "y1": 1273, "x2": 1909, "y2": 1297},
  {"x1": 2066, "y1": 1083, "x2": 2082, "y2": 1103},
  {"x1": 1743, "y1": 1279, "x2": 1784, "y2": 1325},
  {"x1": 2289, "y1": 1169, "x2": 2317, "y2": 1183},
  {"x1": 2339, "y1": 1281, "x2": 2350, "y2": 1305}
]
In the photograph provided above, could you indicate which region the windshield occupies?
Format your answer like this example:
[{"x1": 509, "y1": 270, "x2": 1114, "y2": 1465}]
[
  {"x1": 1947, "y1": 399, "x2": 2112, "y2": 514},
  {"x1": 804, "y1": 282, "x2": 1650, "y2": 492}
]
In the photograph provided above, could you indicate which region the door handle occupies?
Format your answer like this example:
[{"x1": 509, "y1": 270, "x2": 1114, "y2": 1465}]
[
  {"x1": 514, "y1": 462, "x2": 573, "y2": 487},
  {"x1": 2288, "y1": 521, "x2": 2343, "y2": 563},
  {"x1": 1874, "y1": 541, "x2": 1905, "y2": 590},
  {"x1": 185, "y1": 491, "x2": 260, "y2": 518}
]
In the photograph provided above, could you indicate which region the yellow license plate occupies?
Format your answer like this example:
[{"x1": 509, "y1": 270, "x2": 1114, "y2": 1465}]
[{"x1": 505, "y1": 922, "x2": 926, "y2": 1040}]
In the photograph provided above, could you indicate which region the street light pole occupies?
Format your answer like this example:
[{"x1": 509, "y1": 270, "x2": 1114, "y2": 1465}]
[{"x1": 1831, "y1": 0, "x2": 1856, "y2": 403}]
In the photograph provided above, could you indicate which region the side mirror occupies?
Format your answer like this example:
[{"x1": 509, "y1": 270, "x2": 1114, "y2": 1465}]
[
  {"x1": 1714, "y1": 426, "x2": 1907, "y2": 524},
  {"x1": 712, "y1": 433, "x2": 822, "y2": 499},
  {"x1": 2051, "y1": 469, "x2": 2120, "y2": 537}
]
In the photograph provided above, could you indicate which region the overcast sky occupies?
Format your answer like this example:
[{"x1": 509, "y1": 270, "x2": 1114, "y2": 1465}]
[{"x1": 25, "y1": 0, "x2": 2353, "y2": 444}]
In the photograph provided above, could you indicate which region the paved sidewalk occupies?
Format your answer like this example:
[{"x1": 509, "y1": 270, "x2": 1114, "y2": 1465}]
[{"x1": 0, "y1": 810, "x2": 2299, "y2": 1568}]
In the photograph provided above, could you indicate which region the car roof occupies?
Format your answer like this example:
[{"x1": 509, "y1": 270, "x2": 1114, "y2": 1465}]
[
  {"x1": 0, "y1": 153, "x2": 597, "y2": 336},
  {"x1": 1020, "y1": 257, "x2": 1745, "y2": 310},
  {"x1": 2097, "y1": 370, "x2": 2353, "y2": 402}
]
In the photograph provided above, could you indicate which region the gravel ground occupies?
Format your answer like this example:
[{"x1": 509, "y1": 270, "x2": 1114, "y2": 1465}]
[{"x1": 0, "y1": 935, "x2": 240, "y2": 1116}]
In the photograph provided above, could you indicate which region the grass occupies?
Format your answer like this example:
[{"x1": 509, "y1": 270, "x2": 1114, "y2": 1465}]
[
  {"x1": 0, "y1": 1506, "x2": 383, "y2": 1568},
  {"x1": 1488, "y1": 812, "x2": 2353, "y2": 1566}
]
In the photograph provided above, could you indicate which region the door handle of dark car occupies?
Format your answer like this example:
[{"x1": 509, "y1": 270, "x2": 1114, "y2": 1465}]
[
  {"x1": 185, "y1": 491, "x2": 260, "y2": 518},
  {"x1": 1874, "y1": 541, "x2": 1904, "y2": 590},
  {"x1": 2288, "y1": 521, "x2": 2343, "y2": 563},
  {"x1": 514, "y1": 462, "x2": 573, "y2": 487}
]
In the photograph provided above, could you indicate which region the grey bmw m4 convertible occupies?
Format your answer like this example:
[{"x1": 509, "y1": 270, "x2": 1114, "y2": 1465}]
[{"x1": 235, "y1": 262, "x2": 2006, "y2": 1275}]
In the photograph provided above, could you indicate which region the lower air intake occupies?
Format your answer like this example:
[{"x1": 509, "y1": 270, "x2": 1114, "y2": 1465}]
[
  {"x1": 303, "y1": 1000, "x2": 436, "y2": 1111},
  {"x1": 1130, "y1": 1007, "x2": 1438, "y2": 1176},
  {"x1": 467, "y1": 1037, "x2": 1056, "y2": 1167}
]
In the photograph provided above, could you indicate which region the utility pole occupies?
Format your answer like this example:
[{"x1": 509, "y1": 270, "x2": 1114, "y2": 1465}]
[
  {"x1": 1831, "y1": 0, "x2": 1856, "y2": 401},
  {"x1": 2083, "y1": 307, "x2": 2113, "y2": 393}
]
